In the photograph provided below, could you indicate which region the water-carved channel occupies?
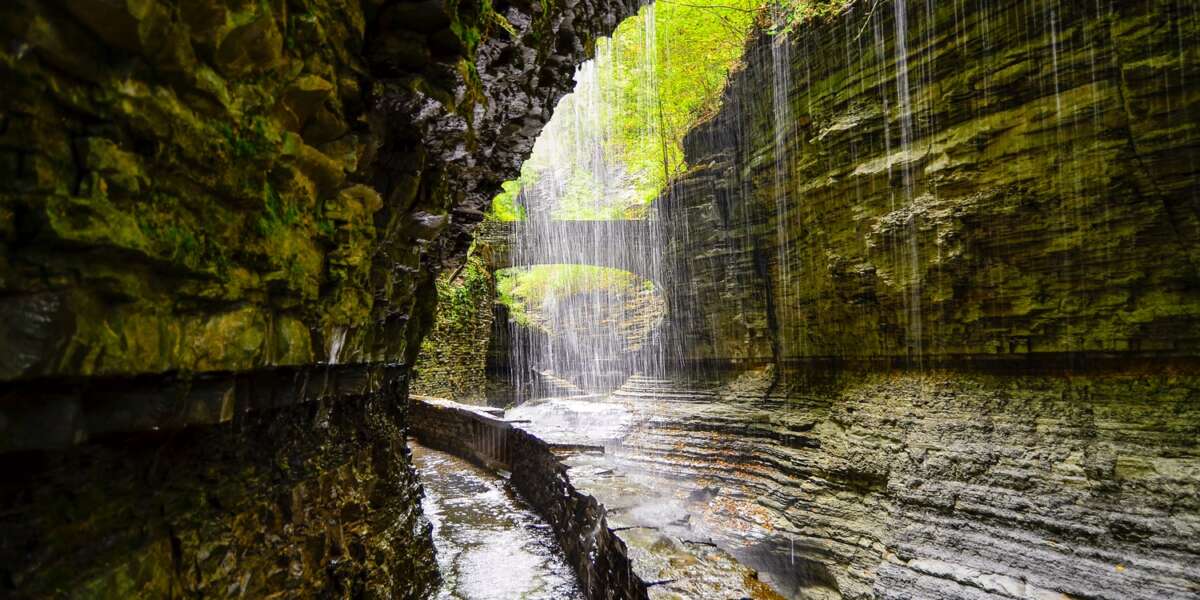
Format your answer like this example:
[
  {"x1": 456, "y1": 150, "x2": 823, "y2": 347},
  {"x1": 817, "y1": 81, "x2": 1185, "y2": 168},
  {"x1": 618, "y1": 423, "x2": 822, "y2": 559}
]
[
  {"x1": 1, "y1": 0, "x2": 1197, "y2": 598},
  {"x1": 406, "y1": 0, "x2": 1200, "y2": 597}
]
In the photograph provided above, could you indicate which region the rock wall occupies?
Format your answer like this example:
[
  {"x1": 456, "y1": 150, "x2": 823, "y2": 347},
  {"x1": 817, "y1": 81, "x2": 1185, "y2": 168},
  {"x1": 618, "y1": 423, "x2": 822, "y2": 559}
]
[
  {"x1": 0, "y1": 0, "x2": 637, "y2": 595},
  {"x1": 609, "y1": 367, "x2": 1199, "y2": 599},
  {"x1": 1, "y1": 367, "x2": 438, "y2": 597},
  {"x1": 634, "y1": 1, "x2": 1200, "y2": 598},
  {"x1": 662, "y1": 0, "x2": 1200, "y2": 364},
  {"x1": 411, "y1": 255, "x2": 497, "y2": 403}
]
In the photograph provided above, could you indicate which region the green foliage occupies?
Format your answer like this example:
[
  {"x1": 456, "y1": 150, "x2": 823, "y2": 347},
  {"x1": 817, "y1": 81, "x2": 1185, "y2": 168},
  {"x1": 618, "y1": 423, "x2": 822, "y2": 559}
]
[
  {"x1": 436, "y1": 257, "x2": 494, "y2": 327},
  {"x1": 619, "y1": 0, "x2": 764, "y2": 194},
  {"x1": 488, "y1": 180, "x2": 526, "y2": 222},
  {"x1": 489, "y1": 0, "x2": 766, "y2": 310},
  {"x1": 497, "y1": 265, "x2": 639, "y2": 327},
  {"x1": 486, "y1": 0, "x2": 763, "y2": 221},
  {"x1": 488, "y1": 0, "x2": 848, "y2": 316},
  {"x1": 766, "y1": 0, "x2": 847, "y2": 34}
]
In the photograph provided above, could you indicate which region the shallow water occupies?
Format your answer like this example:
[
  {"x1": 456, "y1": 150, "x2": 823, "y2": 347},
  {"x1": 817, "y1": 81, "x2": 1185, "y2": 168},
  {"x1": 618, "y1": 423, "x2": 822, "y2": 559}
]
[
  {"x1": 507, "y1": 396, "x2": 788, "y2": 600},
  {"x1": 410, "y1": 442, "x2": 583, "y2": 600}
]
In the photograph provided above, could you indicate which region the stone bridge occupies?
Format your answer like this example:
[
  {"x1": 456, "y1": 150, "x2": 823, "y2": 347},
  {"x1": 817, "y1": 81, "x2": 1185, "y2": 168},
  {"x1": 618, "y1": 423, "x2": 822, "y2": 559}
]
[{"x1": 474, "y1": 219, "x2": 661, "y2": 281}]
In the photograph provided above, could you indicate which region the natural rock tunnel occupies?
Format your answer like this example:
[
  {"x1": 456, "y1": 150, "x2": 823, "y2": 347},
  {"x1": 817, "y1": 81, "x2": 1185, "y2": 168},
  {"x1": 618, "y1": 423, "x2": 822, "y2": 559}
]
[
  {"x1": 0, "y1": 0, "x2": 640, "y2": 595},
  {"x1": 2, "y1": 0, "x2": 1199, "y2": 598}
]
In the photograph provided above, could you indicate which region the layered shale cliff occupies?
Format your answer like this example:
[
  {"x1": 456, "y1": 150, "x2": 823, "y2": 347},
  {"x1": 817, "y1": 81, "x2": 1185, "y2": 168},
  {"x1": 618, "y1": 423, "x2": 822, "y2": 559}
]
[
  {"x1": 0, "y1": 0, "x2": 635, "y2": 595},
  {"x1": 631, "y1": 1, "x2": 1200, "y2": 598},
  {"x1": 664, "y1": 0, "x2": 1200, "y2": 364}
]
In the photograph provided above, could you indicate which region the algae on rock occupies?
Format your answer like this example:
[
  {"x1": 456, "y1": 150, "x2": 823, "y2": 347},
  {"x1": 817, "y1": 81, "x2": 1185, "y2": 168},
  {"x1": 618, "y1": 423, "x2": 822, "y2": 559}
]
[{"x1": 0, "y1": 0, "x2": 639, "y2": 595}]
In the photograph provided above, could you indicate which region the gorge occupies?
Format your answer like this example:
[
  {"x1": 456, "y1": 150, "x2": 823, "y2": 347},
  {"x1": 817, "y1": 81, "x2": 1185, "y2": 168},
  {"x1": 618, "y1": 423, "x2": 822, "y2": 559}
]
[{"x1": 2, "y1": 0, "x2": 1199, "y2": 599}]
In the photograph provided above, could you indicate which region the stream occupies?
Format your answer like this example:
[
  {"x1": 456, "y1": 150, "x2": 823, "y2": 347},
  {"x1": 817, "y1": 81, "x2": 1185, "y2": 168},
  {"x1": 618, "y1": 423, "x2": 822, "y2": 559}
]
[
  {"x1": 506, "y1": 392, "x2": 793, "y2": 600},
  {"x1": 410, "y1": 442, "x2": 583, "y2": 600}
]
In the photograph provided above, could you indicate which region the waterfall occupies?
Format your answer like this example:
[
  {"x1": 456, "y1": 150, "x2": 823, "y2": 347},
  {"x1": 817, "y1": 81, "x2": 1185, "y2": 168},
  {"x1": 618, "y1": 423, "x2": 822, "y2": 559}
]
[
  {"x1": 503, "y1": 3, "x2": 670, "y2": 399},
  {"x1": 770, "y1": 10, "x2": 796, "y2": 360},
  {"x1": 891, "y1": 0, "x2": 924, "y2": 366}
]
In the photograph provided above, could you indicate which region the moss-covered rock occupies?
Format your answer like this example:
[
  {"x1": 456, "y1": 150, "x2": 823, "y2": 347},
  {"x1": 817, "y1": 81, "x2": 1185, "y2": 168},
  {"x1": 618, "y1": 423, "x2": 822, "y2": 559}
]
[
  {"x1": 411, "y1": 254, "x2": 498, "y2": 403},
  {"x1": 0, "y1": 0, "x2": 639, "y2": 596},
  {"x1": 663, "y1": 0, "x2": 1200, "y2": 364},
  {"x1": 0, "y1": 368, "x2": 438, "y2": 598},
  {"x1": 0, "y1": 0, "x2": 639, "y2": 383}
]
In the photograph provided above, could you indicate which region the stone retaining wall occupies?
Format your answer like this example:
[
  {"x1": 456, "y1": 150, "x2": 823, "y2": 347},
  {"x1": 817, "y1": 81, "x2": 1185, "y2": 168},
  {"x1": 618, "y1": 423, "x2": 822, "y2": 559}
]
[{"x1": 409, "y1": 398, "x2": 649, "y2": 600}]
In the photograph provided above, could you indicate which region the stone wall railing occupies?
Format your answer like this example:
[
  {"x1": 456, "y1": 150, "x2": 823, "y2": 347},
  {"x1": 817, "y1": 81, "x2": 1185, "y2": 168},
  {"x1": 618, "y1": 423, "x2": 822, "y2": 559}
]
[{"x1": 410, "y1": 398, "x2": 649, "y2": 600}]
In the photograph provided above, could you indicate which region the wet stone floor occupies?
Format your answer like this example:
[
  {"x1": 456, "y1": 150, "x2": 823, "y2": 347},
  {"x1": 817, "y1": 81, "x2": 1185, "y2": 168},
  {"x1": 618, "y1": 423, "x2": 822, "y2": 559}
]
[
  {"x1": 507, "y1": 397, "x2": 788, "y2": 600},
  {"x1": 410, "y1": 442, "x2": 583, "y2": 600}
]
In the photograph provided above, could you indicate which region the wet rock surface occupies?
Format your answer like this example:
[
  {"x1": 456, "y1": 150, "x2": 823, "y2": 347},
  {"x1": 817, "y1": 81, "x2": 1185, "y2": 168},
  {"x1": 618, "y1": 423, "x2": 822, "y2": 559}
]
[
  {"x1": 0, "y1": 0, "x2": 639, "y2": 594},
  {"x1": 410, "y1": 397, "x2": 650, "y2": 600},
  {"x1": 0, "y1": 0, "x2": 639, "y2": 382},
  {"x1": 2, "y1": 0, "x2": 1198, "y2": 598},
  {"x1": 411, "y1": 441, "x2": 582, "y2": 600},
  {"x1": 660, "y1": 0, "x2": 1200, "y2": 363},
  {"x1": 619, "y1": 1, "x2": 1200, "y2": 598},
  {"x1": 508, "y1": 395, "x2": 788, "y2": 600},
  {"x1": 413, "y1": 2, "x2": 1200, "y2": 598},
  {"x1": 0, "y1": 370, "x2": 437, "y2": 598},
  {"x1": 550, "y1": 372, "x2": 1200, "y2": 600}
]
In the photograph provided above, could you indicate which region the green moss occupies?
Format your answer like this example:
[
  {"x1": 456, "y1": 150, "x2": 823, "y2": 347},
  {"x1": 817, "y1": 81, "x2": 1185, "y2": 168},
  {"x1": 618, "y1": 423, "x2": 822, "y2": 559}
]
[
  {"x1": 255, "y1": 182, "x2": 301, "y2": 237},
  {"x1": 487, "y1": 180, "x2": 525, "y2": 221}
]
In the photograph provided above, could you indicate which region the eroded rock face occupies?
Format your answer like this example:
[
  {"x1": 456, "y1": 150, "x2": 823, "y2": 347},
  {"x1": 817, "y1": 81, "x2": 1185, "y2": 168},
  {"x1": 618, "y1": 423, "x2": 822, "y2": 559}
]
[
  {"x1": 0, "y1": 0, "x2": 635, "y2": 383},
  {"x1": 661, "y1": 0, "x2": 1200, "y2": 363},
  {"x1": 606, "y1": 369, "x2": 1200, "y2": 599},
  {"x1": 0, "y1": 368, "x2": 438, "y2": 598},
  {"x1": 629, "y1": 1, "x2": 1200, "y2": 598},
  {"x1": 0, "y1": 0, "x2": 636, "y2": 595}
]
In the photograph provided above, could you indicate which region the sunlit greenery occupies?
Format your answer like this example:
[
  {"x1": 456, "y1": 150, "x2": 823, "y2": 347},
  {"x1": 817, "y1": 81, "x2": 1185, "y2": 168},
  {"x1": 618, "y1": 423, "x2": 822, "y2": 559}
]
[
  {"x1": 767, "y1": 0, "x2": 846, "y2": 33},
  {"x1": 497, "y1": 265, "x2": 640, "y2": 328},
  {"x1": 490, "y1": 180, "x2": 526, "y2": 222},
  {"x1": 486, "y1": 0, "x2": 848, "y2": 223},
  {"x1": 489, "y1": 0, "x2": 847, "y2": 319},
  {"x1": 486, "y1": 0, "x2": 764, "y2": 223}
]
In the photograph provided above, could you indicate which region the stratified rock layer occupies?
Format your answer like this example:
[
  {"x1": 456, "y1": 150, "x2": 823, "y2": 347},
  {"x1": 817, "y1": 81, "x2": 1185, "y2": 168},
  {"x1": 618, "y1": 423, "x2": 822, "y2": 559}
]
[
  {"x1": 662, "y1": 0, "x2": 1200, "y2": 363},
  {"x1": 634, "y1": 1, "x2": 1200, "y2": 599},
  {"x1": 607, "y1": 370, "x2": 1199, "y2": 599}
]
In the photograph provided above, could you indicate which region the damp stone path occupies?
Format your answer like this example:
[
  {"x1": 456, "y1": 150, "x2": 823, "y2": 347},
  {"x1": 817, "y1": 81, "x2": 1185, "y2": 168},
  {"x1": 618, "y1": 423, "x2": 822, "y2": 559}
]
[{"x1": 410, "y1": 442, "x2": 583, "y2": 600}]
